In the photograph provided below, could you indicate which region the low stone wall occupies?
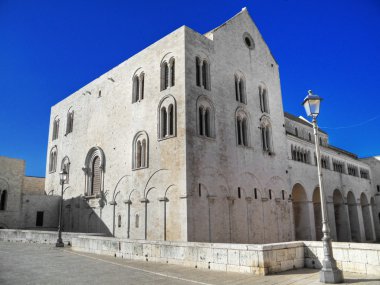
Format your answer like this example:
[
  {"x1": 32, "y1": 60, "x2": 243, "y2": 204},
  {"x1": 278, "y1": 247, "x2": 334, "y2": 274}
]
[
  {"x1": 304, "y1": 241, "x2": 380, "y2": 276},
  {"x1": 2, "y1": 230, "x2": 378, "y2": 276},
  {"x1": 72, "y1": 236, "x2": 304, "y2": 275},
  {"x1": 0, "y1": 229, "x2": 103, "y2": 245}
]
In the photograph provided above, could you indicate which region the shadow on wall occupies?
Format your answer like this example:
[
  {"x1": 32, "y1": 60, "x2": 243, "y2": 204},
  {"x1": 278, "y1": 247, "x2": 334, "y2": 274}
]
[{"x1": 62, "y1": 196, "x2": 111, "y2": 236}]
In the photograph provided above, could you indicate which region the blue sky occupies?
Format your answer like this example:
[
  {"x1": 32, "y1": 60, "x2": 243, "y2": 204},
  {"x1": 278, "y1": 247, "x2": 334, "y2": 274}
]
[{"x1": 1, "y1": 0, "x2": 379, "y2": 177}]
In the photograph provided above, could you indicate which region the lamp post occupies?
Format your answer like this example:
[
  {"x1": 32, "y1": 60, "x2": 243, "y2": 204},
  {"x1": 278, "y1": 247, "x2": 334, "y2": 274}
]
[
  {"x1": 56, "y1": 169, "x2": 67, "y2": 247},
  {"x1": 302, "y1": 90, "x2": 343, "y2": 283}
]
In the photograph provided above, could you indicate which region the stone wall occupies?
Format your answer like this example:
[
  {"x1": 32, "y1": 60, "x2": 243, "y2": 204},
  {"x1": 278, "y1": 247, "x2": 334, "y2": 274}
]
[
  {"x1": 23, "y1": 176, "x2": 45, "y2": 195},
  {"x1": 304, "y1": 241, "x2": 380, "y2": 275},
  {"x1": 71, "y1": 236, "x2": 304, "y2": 275},
  {"x1": 0, "y1": 229, "x2": 103, "y2": 245}
]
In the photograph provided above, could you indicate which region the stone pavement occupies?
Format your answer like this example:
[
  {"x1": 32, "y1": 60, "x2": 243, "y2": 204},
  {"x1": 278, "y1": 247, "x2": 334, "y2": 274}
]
[{"x1": 0, "y1": 241, "x2": 379, "y2": 285}]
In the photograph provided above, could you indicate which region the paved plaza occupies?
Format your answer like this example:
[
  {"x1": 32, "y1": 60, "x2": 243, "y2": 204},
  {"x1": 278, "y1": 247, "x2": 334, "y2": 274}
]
[{"x1": 0, "y1": 241, "x2": 379, "y2": 285}]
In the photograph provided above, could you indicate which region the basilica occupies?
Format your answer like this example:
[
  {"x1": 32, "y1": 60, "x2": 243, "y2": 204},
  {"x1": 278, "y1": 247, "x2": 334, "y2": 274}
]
[{"x1": 43, "y1": 8, "x2": 380, "y2": 244}]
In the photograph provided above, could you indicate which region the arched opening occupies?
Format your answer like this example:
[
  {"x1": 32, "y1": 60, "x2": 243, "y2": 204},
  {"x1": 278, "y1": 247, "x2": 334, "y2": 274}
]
[
  {"x1": 0, "y1": 190, "x2": 7, "y2": 210},
  {"x1": 361, "y1": 193, "x2": 374, "y2": 241},
  {"x1": 168, "y1": 104, "x2": 174, "y2": 135},
  {"x1": 292, "y1": 183, "x2": 311, "y2": 240},
  {"x1": 347, "y1": 191, "x2": 361, "y2": 242},
  {"x1": 312, "y1": 188, "x2": 322, "y2": 241},
  {"x1": 132, "y1": 76, "x2": 139, "y2": 102},
  {"x1": 196, "y1": 57, "x2": 201, "y2": 86},
  {"x1": 160, "y1": 107, "x2": 167, "y2": 137},
  {"x1": 333, "y1": 189, "x2": 350, "y2": 241},
  {"x1": 91, "y1": 156, "x2": 101, "y2": 196}
]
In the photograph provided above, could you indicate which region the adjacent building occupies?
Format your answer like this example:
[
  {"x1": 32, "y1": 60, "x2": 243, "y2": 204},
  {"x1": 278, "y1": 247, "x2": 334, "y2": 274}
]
[{"x1": 0, "y1": 156, "x2": 59, "y2": 230}]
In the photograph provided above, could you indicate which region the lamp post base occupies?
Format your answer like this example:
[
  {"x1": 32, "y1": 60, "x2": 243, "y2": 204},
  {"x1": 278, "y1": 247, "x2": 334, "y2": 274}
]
[
  {"x1": 320, "y1": 267, "x2": 343, "y2": 284},
  {"x1": 55, "y1": 239, "x2": 64, "y2": 248}
]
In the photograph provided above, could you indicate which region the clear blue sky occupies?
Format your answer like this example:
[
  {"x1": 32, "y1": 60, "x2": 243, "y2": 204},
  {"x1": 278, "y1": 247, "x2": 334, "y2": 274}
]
[{"x1": 1, "y1": 0, "x2": 379, "y2": 177}]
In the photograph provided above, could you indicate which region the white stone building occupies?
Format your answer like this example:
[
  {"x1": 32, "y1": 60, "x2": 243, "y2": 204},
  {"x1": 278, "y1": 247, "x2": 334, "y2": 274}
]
[{"x1": 45, "y1": 8, "x2": 379, "y2": 243}]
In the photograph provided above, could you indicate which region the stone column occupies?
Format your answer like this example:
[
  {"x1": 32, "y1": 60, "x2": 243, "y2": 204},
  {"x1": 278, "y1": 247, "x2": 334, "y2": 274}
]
[
  {"x1": 356, "y1": 201, "x2": 366, "y2": 242},
  {"x1": 307, "y1": 200, "x2": 317, "y2": 241}
]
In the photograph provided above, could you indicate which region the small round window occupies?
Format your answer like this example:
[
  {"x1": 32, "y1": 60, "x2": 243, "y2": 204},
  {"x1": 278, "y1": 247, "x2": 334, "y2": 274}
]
[{"x1": 243, "y1": 33, "x2": 254, "y2": 50}]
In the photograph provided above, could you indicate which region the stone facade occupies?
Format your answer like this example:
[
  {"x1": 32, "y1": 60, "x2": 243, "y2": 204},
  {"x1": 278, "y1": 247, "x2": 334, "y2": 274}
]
[
  {"x1": 0, "y1": 156, "x2": 59, "y2": 230},
  {"x1": 45, "y1": 8, "x2": 379, "y2": 243}
]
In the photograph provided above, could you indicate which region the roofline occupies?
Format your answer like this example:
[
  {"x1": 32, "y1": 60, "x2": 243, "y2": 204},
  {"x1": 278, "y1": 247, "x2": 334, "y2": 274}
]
[{"x1": 284, "y1": 112, "x2": 327, "y2": 134}]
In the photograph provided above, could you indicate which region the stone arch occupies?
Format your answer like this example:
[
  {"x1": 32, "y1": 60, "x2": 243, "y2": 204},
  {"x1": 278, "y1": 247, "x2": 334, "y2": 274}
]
[
  {"x1": 132, "y1": 68, "x2": 144, "y2": 103},
  {"x1": 312, "y1": 187, "x2": 322, "y2": 241},
  {"x1": 49, "y1": 146, "x2": 58, "y2": 173},
  {"x1": 235, "y1": 107, "x2": 251, "y2": 147},
  {"x1": 260, "y1": 115, "x2": 273, "y2": 152},
  {"x1": 360, "y1": 193, "x2": 374, "y2": 241},
  {"x1": 292, "y1": 183, "x2": 311, "y2": 240},
  {"x1": 196, "y1": 95, "x2": 215, "y2": 138},
  {"x1": 132, "y1": 131, "x2": 149, "y2": 169},
  {"x1": 61, "y1": 156, "x2": 70, "y2": 184},
  {"x1": 234, "y1": 70, "x2": 247, "y2": 104},
  {"x1": 195, "y1": 54, "x2": 211, "y2": 90},
  {"x1": 258, "y1": 82, "x2": 269, "y2": 114},
  {"x1": 347, "y1": 191, "x2": 361, "y2": 242},
  {"x1": 160, "y1": 53, "x2": 175, "y2": 90},
  {"x1": 333, "y1": 189, "x2": 350, "y2": 241},
  {"x1": 83, "y1": 147, "x2": 105, "y2": 196},
  {"x1": 157, "y1": 95, "x2": 177, "y2": 139}
]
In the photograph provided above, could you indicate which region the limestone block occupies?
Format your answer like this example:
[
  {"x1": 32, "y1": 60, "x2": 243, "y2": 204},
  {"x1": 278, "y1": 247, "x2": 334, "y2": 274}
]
[
  {"x1": 286, "y1": 248, "x2": 296, "y2": 260},
  {"x1": 332, "y1": 248, "x2": 349, "y2": 262},
  {"x1": 183, "y1": 246, "x2": 198, "y2": 262},
  {"x1": 348, "y1": 249, "x2": 367, "y2": 264},
  {"x1": 366, "y1": 264, "x2": 380, "y2": 275},
  {"x1": 143, "y1": 244, "x2": 152, "y2": 257},
  {"x1": 197, "y1": 247, "x2": 212, "y2": 263},
  {"x1": 212, "y1": 248, "x2": 227, "y2": 264},
  {"x1": 227, "y1": 249, "x2": 240, "y2": 265},
  {"x1": 161, "y1": 245, "x2": 184, "y2": 260},
  {"x1": 275, "y1": 249, "x2": 286, "y2": 262},
  {"x1": 209, "y1": 262, "x2": 227, "y2": 271},
  {"x1": 296, "y1": 246, "x2": 304, "y2": 259},
  {"x1": 365, "y1": 250, "x2": 379, "y2": 265},
  {"x1": 262, "y1": 250, "x2": 275, "y2": 267},
  {"x1": 132, "y1": 243, "x2": 143, "y2": 256},
  {"x1": 239, "y1": 250, "x2": 258, "y2": 267},
  {"x1": 342, "y1": 261, "x2": 366, "y2": 274},
  {"x1": 280, "y1": 260, "x2": 294, "y2": 271},
  {"x1": 294, "y1": 258, "x2": 304, "y2": 269}
]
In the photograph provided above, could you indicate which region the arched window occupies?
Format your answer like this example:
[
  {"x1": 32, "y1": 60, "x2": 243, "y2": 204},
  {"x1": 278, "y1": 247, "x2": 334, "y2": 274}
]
[
  {"x1": 135, "y1": 214, "x2": 140, "y2": 228},
  {"x1": 259, "y1": 85, "x2": 269, "y2": 113},
  {"x1": 236, "y1": 108, "x2": 249, "y2": 147},
  {"x1": 49, "y1": 147, "x2": 58, "y2": 173},
  {"x1": 295, "y1": 127, "x2": 298, "y2": 137},
  {"x1": 118, "y1": 215, "x2": 122, "y2": 228},
  {"x1": 196, "y1": 57, "x2": 201, "y2": 87},
  {"x1": 170, "y1": 58, "x2": 175, "y2": 87},
  {"x1": 234, "y1": 73, "x2": 246, "y2": 104},
  {"x1": 0, "y1": 190, "x2": 7, "y2": 211},
  {"x1": 161, "y1": 57, "x2": 175, "y2": 91},
  {"x1": 133, "y1": 131, "x2": 149, "y2": 169},
  {"x1": 61, "y1": 156, "x2": 70, "y2": 184},
  {"x1": 66, "y1": 109, "x2": 74, "y2": 135},
  {"x1": 52, "y1": 117, "x2": 60, "y2": 140},
  {"x1": 260, "y1": 117, "x2": 272, "y2": 152},
  {"x1": 158, "y1": 95, "x2": 176, "y2": 139},
  {"x1": 195, "y1": 56, "x2": 210, "y2": 90},
  {"x1": 132, "y1": 71, "x2": 144, "y2": 103},
  {"x1": 83, "y1": 147, "x2": 105, "y2": 196},
  {"x1": 196, "y1": 96, "x2": 215, "y2": 138}
]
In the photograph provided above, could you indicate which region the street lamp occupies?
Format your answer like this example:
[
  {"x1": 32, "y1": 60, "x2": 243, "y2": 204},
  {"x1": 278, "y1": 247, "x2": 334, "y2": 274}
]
[
  {"x1": 56, "y1": 169, "x2": 67, "y2": 247},
  {"x1": 302, "y1": 90, "x2": 343, "y2": 283}
]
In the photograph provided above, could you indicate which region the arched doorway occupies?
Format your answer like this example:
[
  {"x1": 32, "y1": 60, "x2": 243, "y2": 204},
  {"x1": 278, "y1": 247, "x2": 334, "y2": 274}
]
[
  {"x1": 312, "y1": 188, "x2": 322, "y2": 241},
  {"x1": 333, "y1": 189, "x2": 350, "y2": 242},
  {"x1": 347, "y1": 192, "x2": 360, "y2": 242},
  {"x1": 292, "y1": 183, "x2": 311, "y2": 240},
  {"x1": 361, "y1": 193, "x2": 374, "y2": 241}
]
